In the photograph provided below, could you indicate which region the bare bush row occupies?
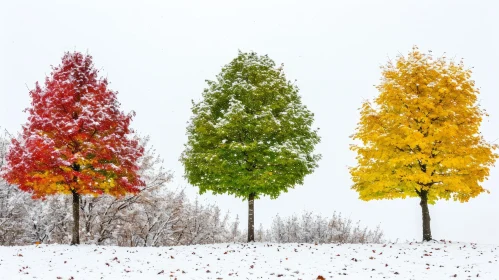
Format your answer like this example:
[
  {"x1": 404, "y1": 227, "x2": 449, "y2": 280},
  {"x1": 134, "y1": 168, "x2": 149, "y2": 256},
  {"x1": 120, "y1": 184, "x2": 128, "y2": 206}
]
[{"x1": 0, "y1": 130, "x2": 383, "y2": 246}]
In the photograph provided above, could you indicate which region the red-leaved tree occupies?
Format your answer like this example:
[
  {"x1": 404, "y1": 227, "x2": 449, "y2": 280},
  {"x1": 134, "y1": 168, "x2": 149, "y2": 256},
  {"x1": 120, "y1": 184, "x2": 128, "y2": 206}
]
[{"x1": 2, "y1": 52, "x2": 144, "y2": 245}]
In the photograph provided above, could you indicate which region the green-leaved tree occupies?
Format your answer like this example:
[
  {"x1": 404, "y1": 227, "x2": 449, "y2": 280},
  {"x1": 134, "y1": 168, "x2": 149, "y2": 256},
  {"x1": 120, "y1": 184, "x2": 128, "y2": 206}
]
[{"x1": 181, "y1": 51, "x2": 321, "y2": 242}]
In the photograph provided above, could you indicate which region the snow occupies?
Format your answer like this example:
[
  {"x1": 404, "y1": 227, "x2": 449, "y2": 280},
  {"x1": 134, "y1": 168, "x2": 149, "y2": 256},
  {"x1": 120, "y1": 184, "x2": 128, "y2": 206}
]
[{"x1": 1, "y1": 242, "x2": 498, "y2": 279}]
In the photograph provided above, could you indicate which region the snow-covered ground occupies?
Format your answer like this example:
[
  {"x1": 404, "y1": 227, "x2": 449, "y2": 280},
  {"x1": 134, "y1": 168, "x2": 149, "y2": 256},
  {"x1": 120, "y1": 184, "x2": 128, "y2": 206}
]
[{"x1": 0, "y1": 242, "x2": 498, "y2": 279}]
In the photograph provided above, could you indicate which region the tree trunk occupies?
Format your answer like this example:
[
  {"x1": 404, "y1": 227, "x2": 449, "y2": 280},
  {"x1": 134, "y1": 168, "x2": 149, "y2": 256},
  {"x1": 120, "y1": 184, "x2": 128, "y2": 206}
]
[
  {"x1": 71, "y1": 190, "x2": 80, "y2": 245},
  {"x1": 419, "y1": 190, "x2": 432, "y2": 242},
  {"x1": 247, "y1": 193, "x2": 255, "y2": 242}
]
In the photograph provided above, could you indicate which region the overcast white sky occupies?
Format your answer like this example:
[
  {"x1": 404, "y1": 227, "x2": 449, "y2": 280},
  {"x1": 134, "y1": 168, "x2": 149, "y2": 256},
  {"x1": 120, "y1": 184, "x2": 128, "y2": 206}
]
[{"x1": 1, "y1": 0, "x2": 498, "y2": 243}]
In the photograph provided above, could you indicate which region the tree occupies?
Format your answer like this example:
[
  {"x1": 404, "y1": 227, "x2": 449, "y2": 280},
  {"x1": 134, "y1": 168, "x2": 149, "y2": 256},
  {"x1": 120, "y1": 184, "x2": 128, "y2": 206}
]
[
  {"x1": 350, "y1": 47, "x2": 497, "y2": 241},
  {"x1": 1, "y1": 52, "x2": 144, "y2": 245},
  {"x1": 181, "y1": 51, "x2": 321, "y2": 242}
]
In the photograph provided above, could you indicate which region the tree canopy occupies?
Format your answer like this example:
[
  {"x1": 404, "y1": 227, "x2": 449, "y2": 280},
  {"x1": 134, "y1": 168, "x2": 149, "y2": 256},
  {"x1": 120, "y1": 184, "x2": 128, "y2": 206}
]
[
  {"x1": 181, "y1": 51, "x2": 321, "y2": 200},
  {"x1": 3, "y1": 52, "x2": 144, "y2": 198},
  {"x1": 351, "y1": 47, "x2": 497, "y2": 203}
]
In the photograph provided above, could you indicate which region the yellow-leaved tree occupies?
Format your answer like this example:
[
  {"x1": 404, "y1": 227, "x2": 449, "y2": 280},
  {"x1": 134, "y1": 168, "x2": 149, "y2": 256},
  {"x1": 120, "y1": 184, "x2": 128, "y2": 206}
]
[{"x1": 350, "y1": 47, "x2": 497, "y2": 241}]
